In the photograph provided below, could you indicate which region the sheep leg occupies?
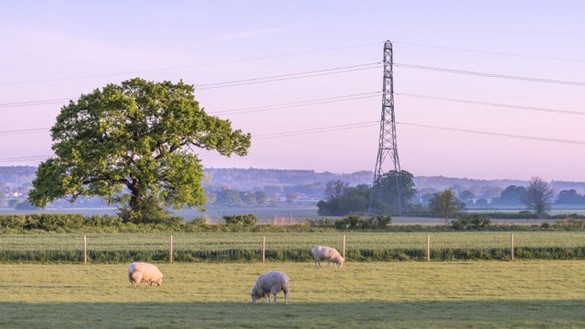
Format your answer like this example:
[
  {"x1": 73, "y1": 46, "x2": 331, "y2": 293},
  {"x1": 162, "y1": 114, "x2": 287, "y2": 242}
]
[
  {"x1": 271, "y1": 288, "x2": 281, "y2": 304},
  {"x1": 131, "y1": 272, "x2": 142, "y2": 287}
]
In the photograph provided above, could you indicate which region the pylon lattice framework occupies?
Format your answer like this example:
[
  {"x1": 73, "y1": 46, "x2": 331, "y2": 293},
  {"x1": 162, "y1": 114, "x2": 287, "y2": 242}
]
[{"x1": 368, "y1": 40, "x2": 402, "y2": 215}]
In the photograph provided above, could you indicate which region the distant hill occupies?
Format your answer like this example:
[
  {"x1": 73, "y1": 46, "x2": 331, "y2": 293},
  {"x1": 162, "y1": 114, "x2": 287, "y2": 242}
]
[
  {"x1": 2, "y1": 166, "x2": 585, "y2": 200},
  {"x1": 204, "y1": 167, "x2": 373, "y2": 190}
]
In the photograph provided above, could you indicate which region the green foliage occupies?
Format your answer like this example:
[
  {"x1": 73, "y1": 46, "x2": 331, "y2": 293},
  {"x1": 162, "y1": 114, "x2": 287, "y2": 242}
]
[
  {"x1": 28, "y1": 78, "x2": 251, "y2": 222},
  {"x1": 428, "y1": 189, "x2": 463, "y2": 224},
  {"x1": 370, "y1": 170, "x2": 417, "y2": 214},
  {"x1": 492, "y1": 185, "x2": 527, "y2": 206},
  {"x1": 552, "y1": 218, "x2": 585, "y2": 230},
  {"x1": 334, "y1": 215, "x2": 392, "y2": 230},
  {"x1": 118, "y1": 194, "x2": 171, "y2": 224},
  {"x1": 450, "y1": 214, "x2": 492, "y2": 230},
  {"x1": 223, "y1": 214, "x2": 257, "y2": 229},
  {"x1": 317, "y1": 182, "x2": 370, "y2": 216},
  {"x1": 214, "y1": 188, "x2": 243, "y2": 206}
]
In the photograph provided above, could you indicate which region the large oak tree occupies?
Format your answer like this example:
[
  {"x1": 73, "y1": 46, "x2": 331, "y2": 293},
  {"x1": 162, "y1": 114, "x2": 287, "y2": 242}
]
[{"x1": 28, "y1": 78, "x2": 251, "y2": 222}]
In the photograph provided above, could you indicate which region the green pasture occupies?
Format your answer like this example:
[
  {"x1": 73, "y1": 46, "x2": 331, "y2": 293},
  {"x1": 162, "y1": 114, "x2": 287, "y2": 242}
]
[
  {"x1": 0, "y1": 261, "x2": 584, "y2": 328},
  {"x1": 1, "y1": 231, "x2": 585, "y2": 263}
]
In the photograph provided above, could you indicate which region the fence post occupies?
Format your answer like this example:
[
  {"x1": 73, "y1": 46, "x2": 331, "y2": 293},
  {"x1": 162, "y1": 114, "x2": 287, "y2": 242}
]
[
  {"x1": 510, "y1": 233, "x2": 515, "y2": 261},
  {"x1": 427, "y1": 234, "x2": 431, "y2": 262},
  {"x1": 170, "y1": 235, "x2": 173, "y2": 264},
  {"x1": 342, "y1": 235, "x2": 346, "y2": 259},
  {"x1": 262, "y1": 235, "x2": 266, "y2": 263},
  {"x1": 83, "y1": 235, "x2": 87, "y2": 264}
]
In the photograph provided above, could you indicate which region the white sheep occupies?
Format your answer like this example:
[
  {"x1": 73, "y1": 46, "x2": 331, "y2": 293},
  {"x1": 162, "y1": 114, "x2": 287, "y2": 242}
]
[
  {"x1": 251, "y1": 271, "x2": 289, "y2": 304},
  {"x1": 128, "y1": 262, "x2": 164, "y2": 287},
  {"x1": 311, "y1": 245, "x2": 344, "y2": 268}
]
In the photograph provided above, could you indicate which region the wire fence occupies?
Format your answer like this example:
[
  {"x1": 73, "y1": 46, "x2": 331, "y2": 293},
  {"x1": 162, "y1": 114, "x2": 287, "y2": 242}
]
[{"x1": 1, "y1": 231, "x2": 585, "y2": 263}]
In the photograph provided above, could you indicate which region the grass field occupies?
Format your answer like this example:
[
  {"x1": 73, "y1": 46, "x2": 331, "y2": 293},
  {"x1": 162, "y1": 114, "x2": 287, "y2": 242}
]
[
  {"x1": 2, "y1": 231, "x2": 585, "y2": 263},
  {"x1": 1, "y1": 261, "x2": 584, "y2": 328}
]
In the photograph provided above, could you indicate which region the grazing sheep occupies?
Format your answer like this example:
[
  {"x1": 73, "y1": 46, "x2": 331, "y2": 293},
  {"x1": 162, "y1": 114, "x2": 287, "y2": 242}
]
[
  {"x1": 311, "y1": 245, "x2": 344, "y2": 268},
  {"x1": 128, "y1": 262, "x2": 164, "y2": 287},
  {"x1": 251, "y1": 271, "x2": 289, "y2": 304}
]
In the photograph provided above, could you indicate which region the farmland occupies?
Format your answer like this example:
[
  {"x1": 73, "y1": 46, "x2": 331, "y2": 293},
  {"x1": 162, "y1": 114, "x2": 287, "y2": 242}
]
[
  {"x1": 0, "y1": 261, "x2": 584, "y2": 328},
  {"x1": 2, "y1": 231, "x2": 585, "y2": 263},
  {"x1": 1, "y1": 231, "x2": 585, "y2": 327}
]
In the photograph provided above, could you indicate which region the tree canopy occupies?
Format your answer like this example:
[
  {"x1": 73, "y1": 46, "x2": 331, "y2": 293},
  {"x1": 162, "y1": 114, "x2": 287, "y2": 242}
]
[
  {"x1": 428, "y1": 188, "x2": 464, "y2": 225},
  {"x1": 317, "y1": 180, "x2": 370, "y2": 216},
  {"x1": 369, "y1": 170, "x2": 417, "y2": 214},
  {"x1": 521, "y1": 177, "x2": 553, "y2": 218},
  {"x1": 28, "y1": 78, "x2": 251, "y2": 222}
]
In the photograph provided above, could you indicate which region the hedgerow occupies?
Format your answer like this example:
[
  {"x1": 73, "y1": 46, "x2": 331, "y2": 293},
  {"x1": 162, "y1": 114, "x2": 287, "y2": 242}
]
[{"x1": 1, "y1": 213, "x2": 584, "y2": 233}]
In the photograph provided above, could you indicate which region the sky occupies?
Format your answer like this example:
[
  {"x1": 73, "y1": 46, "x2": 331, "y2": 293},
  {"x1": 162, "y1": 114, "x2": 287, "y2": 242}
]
[{"x1": 1, "y1": 0, "x2": 584, "y2": 182}]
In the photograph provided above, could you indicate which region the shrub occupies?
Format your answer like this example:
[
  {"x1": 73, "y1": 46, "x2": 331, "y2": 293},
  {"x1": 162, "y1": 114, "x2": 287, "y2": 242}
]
[
  {"x1": 450, "y1": 214, "x2": 492, "y2": 230},
  {"x1": 334, "y1": 215, "x2": 392, "y2": 230},
  {"x1": 223, "y1": 214, "x2": 257, "y2": 229},
  {"x1": 552, "y1": 218, "x2": 585, "y2": 230}
]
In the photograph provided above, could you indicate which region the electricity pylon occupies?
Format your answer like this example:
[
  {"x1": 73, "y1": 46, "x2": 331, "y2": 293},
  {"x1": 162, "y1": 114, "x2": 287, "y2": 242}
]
[{"x1": 368, "y1": 40, "x2": 403, "y2": 215}]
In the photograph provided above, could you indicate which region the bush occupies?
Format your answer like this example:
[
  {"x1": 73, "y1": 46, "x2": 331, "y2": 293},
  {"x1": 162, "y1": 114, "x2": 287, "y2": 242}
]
[
  {"x1": 334, "y1": 215, "x2": 392, "y2": 230},
  {"x1": 450, "y1": 214, "x2": 492, "y2": 230},
  {"x1": 223, "y1": 214, "x2": 257, "y2": 230},
  {"x1": 552, "y1": 218, "x2": 585, "y2": 230}
]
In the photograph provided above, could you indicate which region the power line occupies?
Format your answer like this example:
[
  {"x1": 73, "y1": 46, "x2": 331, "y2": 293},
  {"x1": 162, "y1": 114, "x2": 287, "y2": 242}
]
[
  {"x1": 209, "y1": 91, "x2": 380, "y2": 115},
  {"x1": 0, "y1": 122, "x2": 379, "y2": 162},
  {"x1": 0, "y1": 64, "x2": 381, "y2": 110},
  {"x1": 396, "y1": 92, "x2": 585, "y2": 116},
  {"x1": 398, "y1": 122, "x2": 585, "y2": 146},
  {"x1": 0, "y1": 128, "x2": 49, "y2": 135},
  {"x1": 3, "y1": 59, "x2": 584, "y2": 111},
  {"x1": 0, "y1": 42, "x2": 380, "y2": 86},
  {"x1": 0, "y1": 98, "x2": 71, "y2": 109},
  {"x1": 394, "y1": 63, "x2": 585, "y2": 87},
  {"x1": 393, "y1": 40, "x2": 585, "y2": 64},
  {"x1": 197, "y1": 62, "x2": 381, "y2": 90},
  {"x1": 3, "y1": 40, "x2": 583, "y2": 87},
  {"x1": 253, "y1": 121, "x2": 378, "y2": 140},
  {"x1": 4, "y1": 117, "x2": 585, "y2": 163},
  {"x1": 0, "y1": 155, "x2": 53, "y2": 163}
]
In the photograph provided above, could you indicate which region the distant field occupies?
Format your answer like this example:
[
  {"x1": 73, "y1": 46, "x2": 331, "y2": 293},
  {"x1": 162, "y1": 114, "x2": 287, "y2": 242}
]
[
  {"x1": 1, "y1": 262, "x2": 584, "y2": 328},
  {"x1": 2, "y1": 231, "x2": 585, "y2": 263},
  {"x1": 2, "y1": 206, "x2": 584, "y2": 224},
  {"x1": 0, "y1": 206, "x2": 322, "y2": 222}
]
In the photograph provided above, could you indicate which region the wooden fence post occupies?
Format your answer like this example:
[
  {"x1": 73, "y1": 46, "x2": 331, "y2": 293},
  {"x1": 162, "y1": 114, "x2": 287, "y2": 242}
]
[
  {"x1": 510, "y1": 233, "x2": 515, "y2": 261},
  {"x1": 427, "y1": 234, "x2": 431, "y2": 262},
  {"x1": 170, "y1": 235, "x2": 173, "y2": 264},
  {"x1": 262, "y1": 235, "x2": 266, "y2": 263},
  {"x1": 83, "y1": 235, "x2": 87, "y2": 264},
  {"x1": 342, "y1": 235, "x2": 346, "y2": 259}
]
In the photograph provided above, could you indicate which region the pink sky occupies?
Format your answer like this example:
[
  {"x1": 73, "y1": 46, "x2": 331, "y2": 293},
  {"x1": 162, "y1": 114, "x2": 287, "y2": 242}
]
[{"x1": 1, "y1": 1, "x2": 584, "y2": 181}]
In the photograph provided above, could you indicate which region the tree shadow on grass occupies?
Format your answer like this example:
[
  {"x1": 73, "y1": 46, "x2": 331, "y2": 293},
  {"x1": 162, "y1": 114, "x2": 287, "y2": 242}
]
[{"x1": 1, "y1": 300, "x2": 584, "y2": 329}]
